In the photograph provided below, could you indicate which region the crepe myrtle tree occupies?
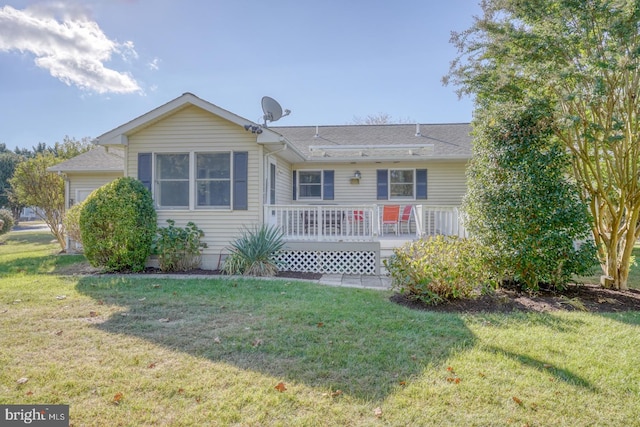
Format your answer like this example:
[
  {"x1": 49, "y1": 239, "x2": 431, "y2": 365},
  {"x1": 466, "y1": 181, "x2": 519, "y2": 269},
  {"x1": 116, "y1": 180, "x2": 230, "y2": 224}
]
[{"x1": 446, "y1": 0, "x2": 640, "y2": 289}]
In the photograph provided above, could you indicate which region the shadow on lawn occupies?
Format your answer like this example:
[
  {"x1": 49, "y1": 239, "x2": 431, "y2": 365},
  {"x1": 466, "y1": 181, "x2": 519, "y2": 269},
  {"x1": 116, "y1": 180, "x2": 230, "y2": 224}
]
[{"x1": 76, "y1": 276, "x2": 475, "y2": 401}]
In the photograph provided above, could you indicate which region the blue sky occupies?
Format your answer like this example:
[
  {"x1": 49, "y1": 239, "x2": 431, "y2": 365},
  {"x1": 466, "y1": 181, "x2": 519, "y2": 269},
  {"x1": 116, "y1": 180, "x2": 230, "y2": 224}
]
[{"x1": 0, "y1": 0, "x2": 481, "y2": 151}]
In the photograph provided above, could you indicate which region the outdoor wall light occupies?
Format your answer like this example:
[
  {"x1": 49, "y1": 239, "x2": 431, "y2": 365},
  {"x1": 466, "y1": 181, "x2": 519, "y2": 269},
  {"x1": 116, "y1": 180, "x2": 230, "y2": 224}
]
[{"x1": 353, "y1": 171, "x2": 361, "y2": 179}]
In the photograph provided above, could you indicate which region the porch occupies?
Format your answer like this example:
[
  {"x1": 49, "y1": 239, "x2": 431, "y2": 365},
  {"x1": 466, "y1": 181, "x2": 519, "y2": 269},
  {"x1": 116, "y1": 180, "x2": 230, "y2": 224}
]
[
  {"x1": 264, "y1": 204, "x2": 466, "y2": 242},
  {"x1": 265, "y1": 204, "x2": 466, "y2": 275}
]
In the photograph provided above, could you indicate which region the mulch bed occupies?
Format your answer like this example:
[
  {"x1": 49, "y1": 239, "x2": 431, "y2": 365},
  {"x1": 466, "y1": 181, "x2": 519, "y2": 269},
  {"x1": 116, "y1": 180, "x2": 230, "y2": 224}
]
[{"x1": 390, "y1": 283, "x2": 640, "y2": 313}]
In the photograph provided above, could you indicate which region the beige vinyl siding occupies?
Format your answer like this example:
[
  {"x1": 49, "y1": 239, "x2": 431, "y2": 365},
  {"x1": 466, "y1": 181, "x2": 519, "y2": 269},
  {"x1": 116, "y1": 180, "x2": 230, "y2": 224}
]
[
  {"x1": 124, "y1": 105, "x2": 262, "y2": 264},
  {"x1": 270, "y1": 155, "x2": 292, "y2": 204},
  {"x1": 68, "y1": 172, "x2": 123, "y2": 206},
  {"x1": 291, "y1": 161, "x2": 468, "y2": 206}
]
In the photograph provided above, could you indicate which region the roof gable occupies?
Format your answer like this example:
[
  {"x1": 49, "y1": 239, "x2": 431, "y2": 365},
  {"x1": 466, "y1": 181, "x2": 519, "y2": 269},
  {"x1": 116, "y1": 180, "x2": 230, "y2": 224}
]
[{"x1": 96, "y1": 92, "x2": 284, "y2": 145}]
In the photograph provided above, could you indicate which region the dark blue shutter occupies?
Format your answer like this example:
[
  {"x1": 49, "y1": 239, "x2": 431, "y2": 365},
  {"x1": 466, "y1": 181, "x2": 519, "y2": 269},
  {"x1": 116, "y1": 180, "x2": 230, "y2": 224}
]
[
  {"x1": 323, "y1": 170, "x2": 334, "y2": 200},
  {"x1": 376, "y1": 169, "x2": 388, "y2": 200},
  {"x1": 138, "y1": 153, "x2": 152, "y2": 192},
  {"x1": 416, "y1": 169, "x2": 428, "y2": 199},
  {"x1": 292, "y1": 171, "x2": 297, "y2": 200},
  {"x1": 233, "y1": 152, "x2": 248, "y2": 210}
]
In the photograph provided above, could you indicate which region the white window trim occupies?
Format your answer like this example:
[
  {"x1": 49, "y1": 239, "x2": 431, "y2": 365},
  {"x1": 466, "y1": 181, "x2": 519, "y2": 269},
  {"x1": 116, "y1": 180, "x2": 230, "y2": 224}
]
[
  {"x1": 194, "y1": 151, "x2": 233, "y2": 210},
  {"x1": 153, "y1": 151, "x2": 235, "y2": 211},
  {"x1": 154, "y1": 152, "x2": 190, "y2": 210},
  {"x1": 389, "y1": 168, "x2": 416, "y2": 200},
  {"x1": 297, "y1": 169, "x2": 323, "y2": 200}
]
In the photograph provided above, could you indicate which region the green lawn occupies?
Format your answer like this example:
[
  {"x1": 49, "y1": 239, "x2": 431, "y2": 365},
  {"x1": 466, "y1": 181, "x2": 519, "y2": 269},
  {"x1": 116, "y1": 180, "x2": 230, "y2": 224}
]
[{"x1": 1, "y1": 231, "x2": 639, "y2": 426}]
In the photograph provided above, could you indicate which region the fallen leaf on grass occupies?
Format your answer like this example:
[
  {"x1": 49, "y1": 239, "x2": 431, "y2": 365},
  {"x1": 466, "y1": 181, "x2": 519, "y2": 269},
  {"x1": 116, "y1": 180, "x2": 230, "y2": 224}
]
[
  {"x1": 147, "y1": 362, "x2": 156, "y2": 369},
  {"x1": 512, "y1": 396, "x2": 523, "y2": 406},
  {"x1": 54, "y1": 330, "x2": 63, "y2": 336},
  {"x1": 89, "y1": 311, "x2": 98, "y2": 317},
  {"x1": 252, "y1": 338, "x2": 264, "y2": 347},
  {"x1": 446, "y1": 377, "x2": 461, "y2": 384},
  {"x1": 158, "y1": 318, "x2": 170, "y2": 323},
  {"x1": 331, "y1": 390, "x2": 343, "y2": 397},
  {"x1": 113, "y1": 392, "x2": 124, "y2": 404},
  {"x1": 373, "y1": 407, "x2": 383, "y2": 418},
  {"x1": 16, "y1": 377, "x2": 28, "y2": 385},
  {"x1": 25, "y1": 391, "x2": 33, "y2": 396},
  {"x1": 399, "y1": 381, "x2": 406, "y2": 386},
  {"x1": 213, "y1": 337, "x2": 221, "y2": 344},
  {"x1": 55, "y1": 295, "x2": 66, "y2": 300},
  {"x1": 138, "y1": 297, "x2": 146, "y2": 302},
  {"x1": 274, "y1": 382, "x2": 287, "y2": 392},
  {"x1": 317, "y1": 322, "x2": 324, "y2": 328},
  {"x1": 543, "y1": 363, "x2": 552, "y2": 369}
]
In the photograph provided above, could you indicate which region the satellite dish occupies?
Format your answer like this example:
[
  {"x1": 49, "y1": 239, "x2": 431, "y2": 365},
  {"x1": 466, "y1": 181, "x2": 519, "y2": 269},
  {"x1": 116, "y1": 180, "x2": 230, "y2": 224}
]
[
  {"x1": 262, "y1": 96, "x2": 283, "y2": 124},
  {"x1": 261, "y1": 96, "x2": 290, "y2": 126}
]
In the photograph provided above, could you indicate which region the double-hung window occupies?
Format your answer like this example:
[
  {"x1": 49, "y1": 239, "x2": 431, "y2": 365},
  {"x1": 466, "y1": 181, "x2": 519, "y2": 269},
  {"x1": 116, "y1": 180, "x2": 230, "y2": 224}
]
[
  {"x1": 155, "y1": 153, "x2": 190, "y2": 208},
  {"x1": 389, "y1": 169, "x2": 415, "y2": 199},
  {"x1": 298, "y1": 170, "x2": 322, "y2": 199},
  {"x1": 196, "y1": 152, "x2": 231, "y2": 208}
]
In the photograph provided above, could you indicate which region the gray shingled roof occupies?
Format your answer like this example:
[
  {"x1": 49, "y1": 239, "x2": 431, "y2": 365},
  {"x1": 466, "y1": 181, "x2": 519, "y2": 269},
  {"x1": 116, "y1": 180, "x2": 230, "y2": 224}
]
[
  {"x1": 48, "y1": 146, "x2": 124, "y2": 173},
  {"x1": 271, "y1": 123, "x2": 472, "y2": 161}
]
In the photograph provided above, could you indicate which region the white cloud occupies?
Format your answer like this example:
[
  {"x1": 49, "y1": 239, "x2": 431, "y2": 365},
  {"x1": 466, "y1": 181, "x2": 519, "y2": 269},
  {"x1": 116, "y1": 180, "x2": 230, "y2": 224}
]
[
  {"x1": 0, "y1": 4, "x2": 141, "y2": 94},
  {"x1": 148, "y1": 57, "x2": 160, "y2": 71}
]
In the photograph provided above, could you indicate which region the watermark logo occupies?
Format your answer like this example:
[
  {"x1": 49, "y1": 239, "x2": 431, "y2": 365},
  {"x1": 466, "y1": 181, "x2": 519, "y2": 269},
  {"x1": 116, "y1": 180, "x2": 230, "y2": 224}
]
[{"x1": 1, "y1": 405, "x2": 68, "y2": 426}]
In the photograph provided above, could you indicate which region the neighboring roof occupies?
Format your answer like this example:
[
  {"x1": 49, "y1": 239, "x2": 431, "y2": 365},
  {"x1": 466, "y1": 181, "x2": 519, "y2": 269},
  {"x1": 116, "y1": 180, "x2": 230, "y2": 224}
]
[
  {"x1": 48, "y1": 146, "x2": 124, "y2": 173},
  {"x1": 271, "y1": 123, "x2": 472, "y2": 162}
]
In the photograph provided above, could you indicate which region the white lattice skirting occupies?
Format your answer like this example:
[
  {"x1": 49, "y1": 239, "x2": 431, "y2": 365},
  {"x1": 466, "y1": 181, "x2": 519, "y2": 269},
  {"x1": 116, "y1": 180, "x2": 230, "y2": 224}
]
[{"x1": 275, "y1": 250, "x2": 378, "y2": 275}]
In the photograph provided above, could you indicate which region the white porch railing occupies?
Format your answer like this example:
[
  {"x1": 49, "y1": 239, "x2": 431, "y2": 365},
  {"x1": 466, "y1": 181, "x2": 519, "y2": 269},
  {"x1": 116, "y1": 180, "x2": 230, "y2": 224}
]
[{"x1": 264, "y1": 204, "x2": 466, "y2": 242}]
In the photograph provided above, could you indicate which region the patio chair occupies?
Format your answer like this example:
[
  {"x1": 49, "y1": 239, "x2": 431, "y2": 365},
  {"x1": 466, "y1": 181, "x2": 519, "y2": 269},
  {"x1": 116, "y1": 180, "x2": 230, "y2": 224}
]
[
  {"x1": 399, "y1": 205, "x2": 414, "y2": 234},
  {"x1": 381, "y1": 205, "x2": 400, "y2": 235},
  {"x1": 348, "y1": 210, "x2": 365, "y2": 235}
]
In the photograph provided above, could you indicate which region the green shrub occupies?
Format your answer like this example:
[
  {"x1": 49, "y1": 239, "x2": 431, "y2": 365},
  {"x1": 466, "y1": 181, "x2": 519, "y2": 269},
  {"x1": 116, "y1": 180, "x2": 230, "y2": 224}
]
[
  {"x1": 224, "y1": 225, "x2": 285, "y2": 276},
  {"x1": 63, "y1": 202, "x2": 84, "y2": 246},
  {"x1": 463, "y1": 100, "x2": 598, "y2": 291},
  {"x1": 80, "y1": 177, "x2": 156, "y2": 272},
  {"x1": 152, "y1": 220, "x2": 207, "y2": 272},
  {"x1": 0, "y1": 208, "x2": 14, "y2": 235},
  {"x1": 384, "y1": 235, "x2": 493, "y2": 305}
]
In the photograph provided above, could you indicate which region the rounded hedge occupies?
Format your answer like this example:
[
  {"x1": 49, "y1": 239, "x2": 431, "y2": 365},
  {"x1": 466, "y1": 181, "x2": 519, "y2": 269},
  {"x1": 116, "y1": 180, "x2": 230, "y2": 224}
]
[
  {"x1": 0, "y1": 208, "x2": 14, "y2": 235},
  {"x1": 79, "y1": 177, "x2": 157, "y2": 272}
]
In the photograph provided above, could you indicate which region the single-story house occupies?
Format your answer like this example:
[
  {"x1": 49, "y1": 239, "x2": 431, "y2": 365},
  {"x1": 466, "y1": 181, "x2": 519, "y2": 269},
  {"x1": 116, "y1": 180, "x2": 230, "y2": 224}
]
[{"x1": 49, "y1": 92, "x2": 472, "y2": 274}]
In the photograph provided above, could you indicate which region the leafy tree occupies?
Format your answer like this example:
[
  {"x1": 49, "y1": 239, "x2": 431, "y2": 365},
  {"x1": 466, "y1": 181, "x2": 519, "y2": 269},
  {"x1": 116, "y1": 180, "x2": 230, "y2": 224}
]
[
  {"x1": 446, "y1": 0, "x2": 640, "y2": 290},
  {"x1": 463, "y1": 99, "x2": 597, "y2": 291},
  {"x1": 8, "y1": 137, "x2": 93, "y2": 249},
  {"x1": 350, "y1": 113, "x2": 413, "y2": 125},
  {"x1": 9, "y1": 153, "x2": 66, "y2": 249},
  {"x1": 80, "y1": 177, "x2": 156, "y2": 272},
  {"x1": 0, "y1": 152, "x2": 22, "y2": 208}
]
